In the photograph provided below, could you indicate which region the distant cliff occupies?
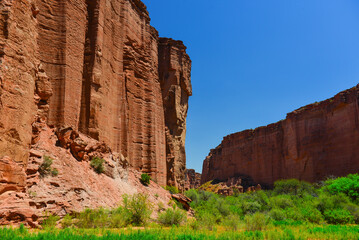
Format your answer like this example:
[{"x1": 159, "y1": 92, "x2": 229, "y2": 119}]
[
  {"x1": 0, "y1": 0, "x2": 191, "y2": 196},
  {"x1": 202, "y1": 86, "x2": 359, "y2": 186}
]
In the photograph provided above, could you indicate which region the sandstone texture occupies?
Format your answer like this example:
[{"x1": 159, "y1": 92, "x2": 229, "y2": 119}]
[
  {"x1": 202, "y1": 86, "x2": 359, "y2": 187},
  {"x1": 0, "y1": 123, "x2": 172, "y2": 227},
  {"x1": 159, "y1": 38, "x2": 192, "y2": 189},
  {"x1": 184, "y1": 169, "x2": 201, "y2": 190},
  {"x1": 0, "y1": 0, "x2": 191, "y2": 225}
]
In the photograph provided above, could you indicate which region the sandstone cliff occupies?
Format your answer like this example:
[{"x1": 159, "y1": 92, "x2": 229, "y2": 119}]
[
  {"x1": 202, "y1": 86, "x2": 359, "y2": 186},
  {"x1": 0, "y1": 0, "x2": 191, "y2": 194},
  {"x1": 159, "y1": 38, "x2": 192, "y2": 189},
  {"x1": 0, "y1": 0, "x2": 191, "y2": 224},
  {"x1": 184, "y1": 169, "x2": 201, "y2": 190}
]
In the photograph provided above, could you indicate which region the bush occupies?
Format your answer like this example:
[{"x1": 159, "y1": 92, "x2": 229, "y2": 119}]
[
  {"x1": 158, "y1": 207, "x2": 187, "y2": 226},
  {"x1": 39, "y1": 156, "x2": 58, "y2": 177},
  {"x1": 75, "y1": 208, "x2": 109, "y2": 228},
  {"x1": 269, "y1": 195, "x2": 294, "y2": 209},
  {"x1": 273, "y1": 179, "x2": 315, "y2": 196},
  {"x1": 123, "y1": 193, "x2": 152, "y2": 226},
  {"x1": 269, "y1": 208, "x2": 286, "y2": 221},
  {"x1": 300, "y1": 206, "x2": 323, "y2": 223},
  {"x1": 242, "y1": 201, "x2": 261, "y2": 214},
  {"x1": 325, "y1": 174, "x2": 359, "y2": 201},
  {"x1": 196, "y1": 211, "x2": 217, "y2": 230},
  {"x1": 344, "y1": 203, "x2": 359, "y2": 224},
  {"x1": 223, "y1": 214, "x2": 240, "y2": 231},
  {"x1": 90, "y1": 157, "x2": 105, "y2": 174},
  {"x1": 42, "y1": 214, "x2": 60, "y2": 229},
  {"x1": 324, "y1": 209, "x2": 354, "y2": 224},
  {"x1": 165, "y1": 185, "x2": 179, "y2": 194},
  {"x1": 140, "y1": 173, "x2": 151, "y2": 186},
  {"x1": 317, "y1": 193, "x2": 350, "y2": 213},
  {"x1": 244, "y1": 212, "x2": 269, "y2": 231}
]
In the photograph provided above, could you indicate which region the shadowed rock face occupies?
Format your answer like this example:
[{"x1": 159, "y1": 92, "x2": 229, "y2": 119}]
[
  {"x1": 202, "y1": 86, "x2": 359, "y2": 186},
  {"x1": 0, "y1": 0, "x2": 191, "y2": 198},
  {"x1": 184, "y1": 169, "x2": 201, "y2": 190}
]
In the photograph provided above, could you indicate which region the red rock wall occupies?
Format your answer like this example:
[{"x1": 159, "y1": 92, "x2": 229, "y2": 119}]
[
  {"x1": 0, "y1": 0, "x2": 39, "y2": 193},
  {"x1": 0, "y1": 0, "x2": 191, "y2": 188},
  {"x1": 202, "y1": 86, "x2": 359, "y2": 186},
  {"x1": 159, "y1": 38, "x2": 192, "y2": 189}
]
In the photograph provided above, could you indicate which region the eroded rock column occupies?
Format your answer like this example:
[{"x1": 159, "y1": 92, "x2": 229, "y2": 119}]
[{"x1": 159, "y1": 38, "x2": 192, "y2": 189}]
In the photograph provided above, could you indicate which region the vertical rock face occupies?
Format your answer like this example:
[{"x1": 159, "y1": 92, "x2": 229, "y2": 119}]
[
  {"x1": 184, "y1": 169, "x2": 201, "y2": 190},
  {"x1": 159, "y1": 38, "x2": 192, "y2": 189},
  {"x1": 0, "y1": 0, "x2": 39, "y2": 193},
  {"x1": 202, "y1": 86, "x2": 359, "y2": 186},
  {"x1": 0, "y1": 0, "x2": 191, "y2": 191}
]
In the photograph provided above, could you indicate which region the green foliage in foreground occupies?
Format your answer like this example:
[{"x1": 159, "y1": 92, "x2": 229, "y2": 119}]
[
  {"x1": 6, "y1": 174, "x2": 359, "y2": 239},
  {"x1": 1, "y1": 225, "x2": 359, "y2": 240},
  {"x1": 184, "y1": 174, "x2": 359, "y2": 227}
]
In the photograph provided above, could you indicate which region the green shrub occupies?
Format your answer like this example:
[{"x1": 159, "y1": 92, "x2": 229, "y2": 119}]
[
  {"x1": 242, "y1": 201, "x2": 261, "y2": 214},
  {"x1": 244, "y1": 212, "x2": 269, "y2": 231},
  {"x1": 39, "y1": 156, "x2": 58, "y2": 177},
  {"x1": 140, "y1": 173, "x2": 151, "y2": 186},
  {"x1": 344, "y1": 203, "x2": 359, "y2": 224},
  {"x1": 269, "y1": 195, "x2": 294, "y2": 209},
  {"x1": 269, "y1": 208, "x2": 286, "y2": 221},
  {"x1": 273, "y1": 179, "x2": 315, "y2": 196},
  {"x1": 90, "y1": 157, "x2": 105, "y2": 174},
  {"x1": 300, "y1": 206, "x2": 323, "y2": 223},
  {"x1": 223, "y1": 214, "x2": 240, "y2": 231},
  {"x1": 196, "y1": 211, "x2": 217, "y2": 230},
  {"x1": 317, "y1": 193, "x2": 350, "y2": 213},
  {"x1": 123, "y1": 193, "x2": 152, "y2": 226},
  {"x1": 165, "y1": 185, "x2": 179, "y2": 194},
  {"x1": 42, "y1": 214, "x2": 60, "y2": 229},
  {"x1": 324, "y1": 209, "x2": 354, "y2": 224},
  {"x1": 158, "y1": 207, "x2": 187, "y2": 226},
  {"x1": 61, "y1": 215, "x2": 73, "y2": 228},
  {"x1": 75, "y1": 208, "x2": 109, "y2": 228},
  {"x1": 325, "y1": 174, "x2": 359, "y2": 201}
]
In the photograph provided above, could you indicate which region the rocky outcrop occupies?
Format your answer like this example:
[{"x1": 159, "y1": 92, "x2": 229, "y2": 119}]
[
  {"x1": 0, "y1": 124, "x2": 172, "y2": 227},
  {"x1": 202, "y1": 86, "x2": 359, "y2": 187},
  {"x1": 0, "y1": 0, "x2": 191, "y2": 197},
  {"x1": 184, "y1": 169, "x2": 201, "y2": 190},
  {"x1": 159, "y1": 38, "x2": 192, "y2": 189}
]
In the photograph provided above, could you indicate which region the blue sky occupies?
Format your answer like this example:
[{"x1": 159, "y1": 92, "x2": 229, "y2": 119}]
[{"x1": 142, "y1": 0, "x2": 359, "y2": 173}]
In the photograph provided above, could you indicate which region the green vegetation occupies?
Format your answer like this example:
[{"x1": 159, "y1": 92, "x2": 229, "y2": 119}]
[
  {"x1": 140, "y1": 173, "x2": 151, "y2": 186},
  {"x1": 90, "y1": 157, "x2": 105, "y2": 174},
  {"x1": 158, "y1": 206, "x2": 187, "y2": 226},
  {"x1": 3, "y1": 174, "x2": 359, "y2": 239},
  {"x1": 165, "y1": 185, "x2": 180, "y2": 194},
  {"x1": 39, "y1": 156, "x2": 58, "y2": 177}
]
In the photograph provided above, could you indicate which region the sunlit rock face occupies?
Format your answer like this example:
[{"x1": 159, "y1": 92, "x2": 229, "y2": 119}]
[
  {"x1": 159, "y1": 38, "x2": 192, "y2": 189},
  {"x1": 202, "y1": 86, "x2": 359, "y2": 187},
  {"x1": 0, "y1": 0, "x2": 191, "y2": 200}
]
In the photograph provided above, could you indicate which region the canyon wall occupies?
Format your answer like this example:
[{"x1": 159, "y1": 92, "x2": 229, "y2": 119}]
[
  {"x1": 0, "y1": 0, "x2": 191, "y2": 192},
  {"x1": 202, "y1": 86, "x2": 359, "y2": 186},
  {"x1": 159, "y1": 38, "x2": 192, "y2": 189}
]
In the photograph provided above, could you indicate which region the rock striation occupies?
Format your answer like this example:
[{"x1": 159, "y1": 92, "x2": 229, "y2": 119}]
[
  {"x1": 159, "y1": 38, "x2": 192, "y2": 189},
  {"x1": 0, "y1": 0, "x2": 191, "y2": 197},
  {"x1": 184, "y1": 169, "x2": 201, "y2": 190},
  {"x1": 202, "y1": 86, "x2": 359, "y2": 187}
]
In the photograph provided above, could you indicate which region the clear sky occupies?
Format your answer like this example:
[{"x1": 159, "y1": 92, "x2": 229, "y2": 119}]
[{"x1": 142, "y1": 0, "x2": 359, "y2": 173}]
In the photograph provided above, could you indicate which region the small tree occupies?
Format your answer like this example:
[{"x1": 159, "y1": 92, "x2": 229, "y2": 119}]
[
  {"x1": 123, "y1": 193, "x2": 152, "y2": 226},
  {"x1": 140, "y1": 173, "x2": 151, "y2": 186},
  {"x1": 90, "y1": 157, "x2": 105, "y2": 174},
  {"x1": 39, "y1": 156, "x2": 58, "y2": 177}
]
